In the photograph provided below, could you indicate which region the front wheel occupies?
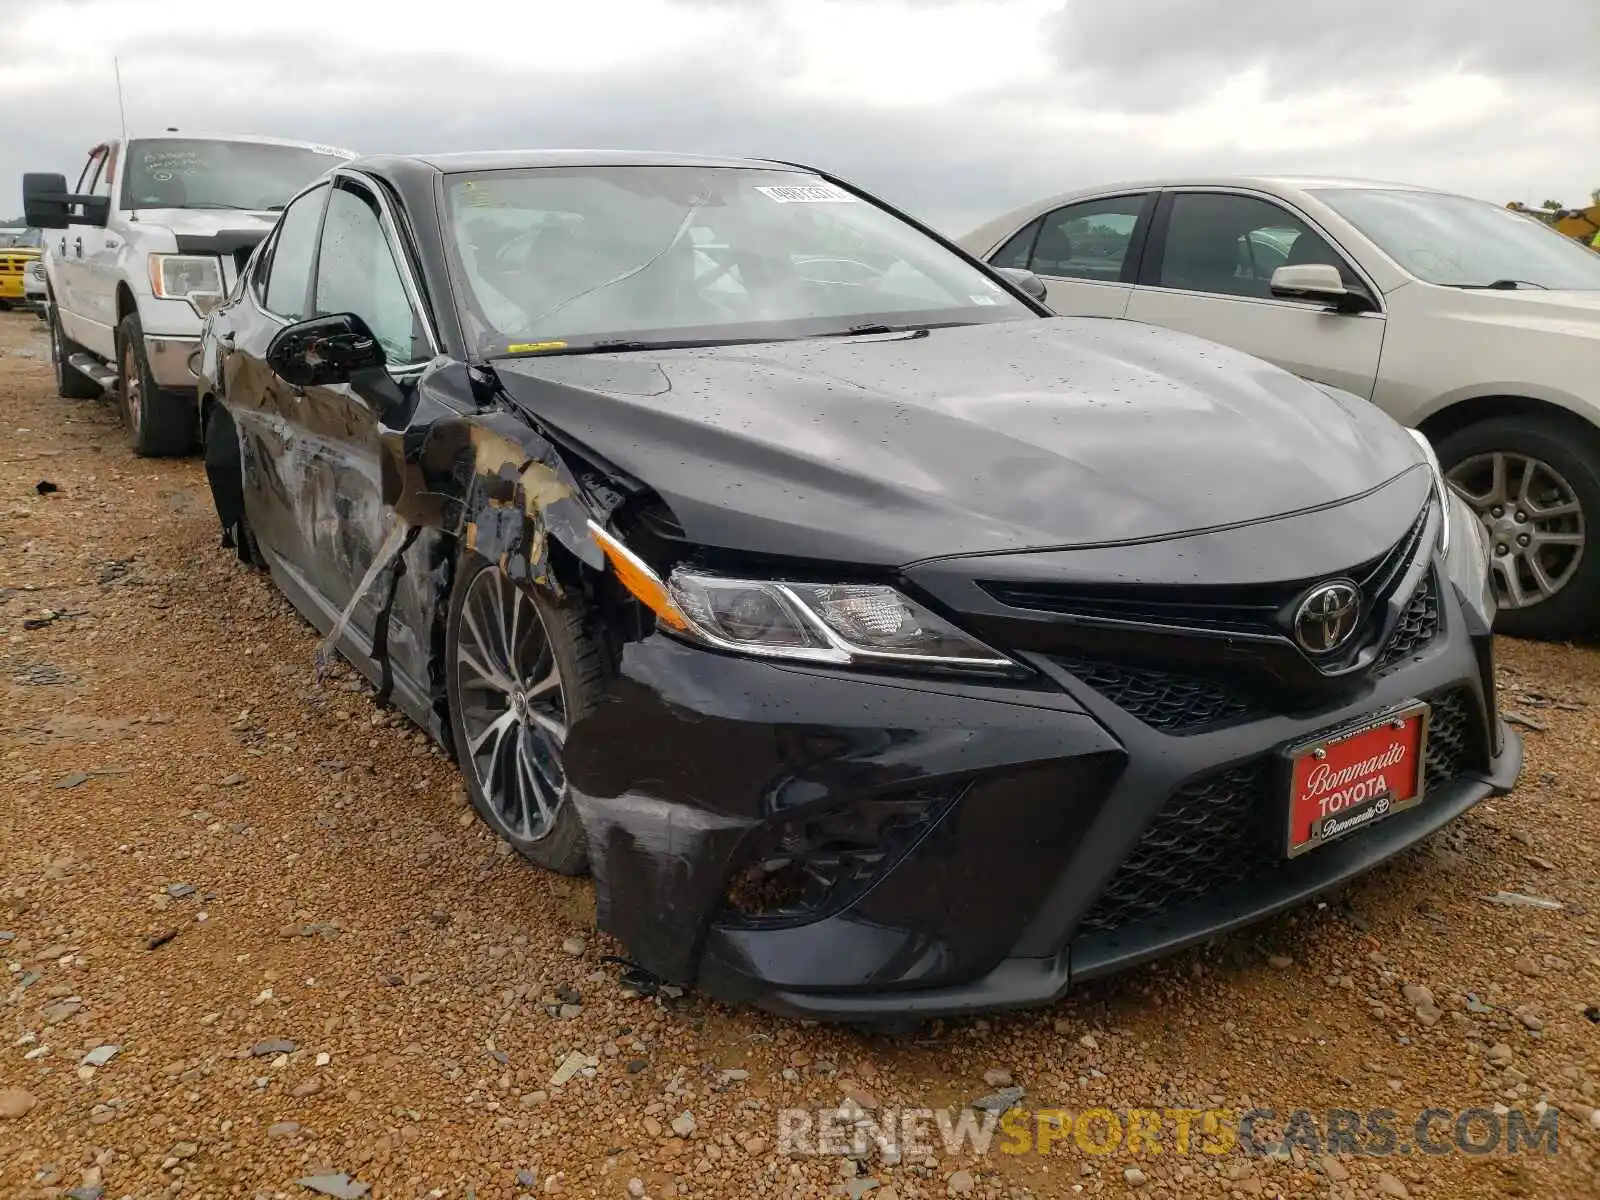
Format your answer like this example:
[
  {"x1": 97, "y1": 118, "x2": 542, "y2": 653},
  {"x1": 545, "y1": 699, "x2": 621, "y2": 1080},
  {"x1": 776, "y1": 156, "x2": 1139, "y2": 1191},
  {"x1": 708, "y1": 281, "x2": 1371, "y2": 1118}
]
[
  {"x1": 1437, "y1": 414, "x2": 1600, "y2": 640},
  {"x1": 116, "y1": 311, "x2": 196, "y2": 457},
  {"x1": 444, "y1": 555, "x2": 605, "y2": 874}
]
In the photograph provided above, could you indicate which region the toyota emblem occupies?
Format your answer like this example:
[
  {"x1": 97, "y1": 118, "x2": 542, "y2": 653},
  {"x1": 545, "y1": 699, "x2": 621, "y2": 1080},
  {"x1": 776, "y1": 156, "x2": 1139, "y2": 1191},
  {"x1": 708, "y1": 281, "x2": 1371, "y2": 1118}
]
[{"x1": 1293, "y1": 580, "x2": 1361, "y2": 654}]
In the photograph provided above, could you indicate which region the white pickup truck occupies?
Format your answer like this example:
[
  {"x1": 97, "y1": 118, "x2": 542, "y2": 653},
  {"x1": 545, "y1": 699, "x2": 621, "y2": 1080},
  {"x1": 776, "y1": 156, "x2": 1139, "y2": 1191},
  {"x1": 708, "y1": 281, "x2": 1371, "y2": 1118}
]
[{"x1": 23, "y1": 131, "x2": 353, "y2": 455}]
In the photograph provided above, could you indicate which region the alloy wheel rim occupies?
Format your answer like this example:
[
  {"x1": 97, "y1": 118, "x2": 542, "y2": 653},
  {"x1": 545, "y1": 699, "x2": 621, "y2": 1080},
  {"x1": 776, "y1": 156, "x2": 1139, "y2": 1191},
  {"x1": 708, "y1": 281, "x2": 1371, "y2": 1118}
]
[
  {"x1": 121, "y1": 342, "x2": 142, "y2": 431},
  {"x1": 1447, "y1": 451, "x2": 1586, "y2": 610},
  {"x1": 454, "y1": 565, "x2": 568, "y2": 841}
]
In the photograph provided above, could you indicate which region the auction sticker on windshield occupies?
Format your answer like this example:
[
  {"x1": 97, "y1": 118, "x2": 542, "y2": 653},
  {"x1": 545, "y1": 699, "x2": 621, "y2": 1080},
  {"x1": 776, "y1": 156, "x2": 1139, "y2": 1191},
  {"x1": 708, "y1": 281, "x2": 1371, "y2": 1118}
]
[
  {"x1": 1283, "y1": 701, "x2": 1429, "y2": 857},
  {"x1": 755, "y1": 184, "x2": 857, "y2": 203}
]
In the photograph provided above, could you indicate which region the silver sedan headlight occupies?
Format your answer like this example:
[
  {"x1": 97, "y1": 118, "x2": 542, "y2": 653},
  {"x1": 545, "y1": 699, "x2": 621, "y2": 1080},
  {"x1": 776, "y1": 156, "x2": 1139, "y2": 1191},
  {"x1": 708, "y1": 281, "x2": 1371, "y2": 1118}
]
[{"x1": 1443, "y1": 486, "x2": 1495, "y2": 625}]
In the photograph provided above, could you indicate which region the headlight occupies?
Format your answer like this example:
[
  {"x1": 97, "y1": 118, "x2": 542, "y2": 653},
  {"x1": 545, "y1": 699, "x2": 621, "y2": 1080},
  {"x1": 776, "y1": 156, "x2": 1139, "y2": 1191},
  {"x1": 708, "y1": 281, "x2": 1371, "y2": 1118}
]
[
  {"x1": 1407, "y1": 429, "x2": 1450, "y2": 557},
  {"x1": 588, "y1": 523, "x2": 1017, "y2": 673},
  {"x1": 1444, "y1": 488, "x2": 1495, "y2": 625},
  {"x1": 148, "y1": 254, "x2": 224, "y2": 315}
]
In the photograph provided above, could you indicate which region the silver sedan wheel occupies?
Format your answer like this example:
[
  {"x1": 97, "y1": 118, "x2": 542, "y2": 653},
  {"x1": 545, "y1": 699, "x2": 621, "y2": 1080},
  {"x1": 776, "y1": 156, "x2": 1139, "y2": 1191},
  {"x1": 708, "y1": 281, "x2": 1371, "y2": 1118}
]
[
  {"x1": 454, "y1": 564, "x2": 568, "y2": 841},
  {"x1": 1447, "y1": 451, "x2": 1586, "y2": 610}
]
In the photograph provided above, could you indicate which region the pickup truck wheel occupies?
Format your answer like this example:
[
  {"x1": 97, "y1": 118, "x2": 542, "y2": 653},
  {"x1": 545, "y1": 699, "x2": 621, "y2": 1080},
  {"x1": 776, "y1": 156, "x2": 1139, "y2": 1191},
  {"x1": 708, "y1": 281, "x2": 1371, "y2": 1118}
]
[
  {"x1": 49, "y1": 307, "x2": 100, "y2": 400},
  {"x1": 116, "y1": 312, "x2": 195, "y2": 457},
  {"x1": 1437, "y1": 415, "x2": 1600, "y2": 641}
]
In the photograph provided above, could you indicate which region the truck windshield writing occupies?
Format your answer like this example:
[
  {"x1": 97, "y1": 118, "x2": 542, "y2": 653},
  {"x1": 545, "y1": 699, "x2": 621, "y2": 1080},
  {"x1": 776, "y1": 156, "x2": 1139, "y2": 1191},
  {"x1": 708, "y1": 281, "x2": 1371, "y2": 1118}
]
[{"x1": 122, "y1": 139, "x2": 351, "y2": 213}]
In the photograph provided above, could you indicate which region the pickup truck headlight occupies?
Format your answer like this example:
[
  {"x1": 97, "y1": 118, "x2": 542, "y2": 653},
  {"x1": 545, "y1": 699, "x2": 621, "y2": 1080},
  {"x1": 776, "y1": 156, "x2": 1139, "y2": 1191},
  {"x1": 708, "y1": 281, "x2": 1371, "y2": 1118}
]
[
  {"x1": 587, "y1": 522, "x2": 1018, "y2": 674},
  {"x1": 148, "y1": 254, "x2": 224, "y2": 315}
]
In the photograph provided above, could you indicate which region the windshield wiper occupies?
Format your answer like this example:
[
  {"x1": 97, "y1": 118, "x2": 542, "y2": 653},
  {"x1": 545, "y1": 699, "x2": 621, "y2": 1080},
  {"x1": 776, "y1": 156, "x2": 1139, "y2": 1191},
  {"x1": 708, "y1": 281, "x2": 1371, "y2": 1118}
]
[
  {"x1": 1451, "y1": 279, "x2": 1549, "y2": 290},
  {"x1": 813, "y1": 322, "x2": 942, "y2": 339}
]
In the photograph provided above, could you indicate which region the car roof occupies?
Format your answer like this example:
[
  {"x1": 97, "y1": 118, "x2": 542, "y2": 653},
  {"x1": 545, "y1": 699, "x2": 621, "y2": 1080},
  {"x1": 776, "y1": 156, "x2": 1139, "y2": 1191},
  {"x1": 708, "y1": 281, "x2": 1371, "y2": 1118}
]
[
  {"x1": 999, "y1": 174, "x2": 1450, "y2": 212},
  {"x1": 349, "y1": 149, "x2": 811, "y2": 175},
  {"x1": 122, "y1": 131, "x2": 356, "y2": 157}
]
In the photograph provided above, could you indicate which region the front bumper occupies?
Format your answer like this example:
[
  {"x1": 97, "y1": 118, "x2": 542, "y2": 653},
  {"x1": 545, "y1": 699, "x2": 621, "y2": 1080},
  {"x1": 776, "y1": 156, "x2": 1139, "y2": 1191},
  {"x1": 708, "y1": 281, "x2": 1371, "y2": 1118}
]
[
  {"x1": 564, "y1": 560, "x2": 1516, "y2": 1021},
  {"x1": 145, "y1": 333, "x2": 201, "y2": 392}
]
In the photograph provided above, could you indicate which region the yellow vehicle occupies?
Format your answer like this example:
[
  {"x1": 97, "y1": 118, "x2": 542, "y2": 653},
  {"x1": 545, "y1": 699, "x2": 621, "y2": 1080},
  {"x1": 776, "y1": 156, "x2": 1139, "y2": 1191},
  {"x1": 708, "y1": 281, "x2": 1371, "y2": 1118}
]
[
  {"x1": 1506, "y1": 200, "x2": 1600, "y2": 245},
  {"x1": 0, "y1": 226, "x2": 44, "y2": 309}
]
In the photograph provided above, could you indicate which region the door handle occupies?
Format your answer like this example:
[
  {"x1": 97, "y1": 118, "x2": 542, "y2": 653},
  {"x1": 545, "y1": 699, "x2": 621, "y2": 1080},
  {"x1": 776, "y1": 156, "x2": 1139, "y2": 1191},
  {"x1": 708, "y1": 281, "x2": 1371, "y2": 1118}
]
[
  {"x1": 104, "y1": 237, "x2": 119, "y2": 250},
  {"x1": 220, "y1": 331, "x2": 235, "y2": 348},
  {"x1": 57, "y1": 237, "x2": 66, "y2": 255},
  {"x1": 73, "y1": 237, "x2": 82, "y2": 258}
]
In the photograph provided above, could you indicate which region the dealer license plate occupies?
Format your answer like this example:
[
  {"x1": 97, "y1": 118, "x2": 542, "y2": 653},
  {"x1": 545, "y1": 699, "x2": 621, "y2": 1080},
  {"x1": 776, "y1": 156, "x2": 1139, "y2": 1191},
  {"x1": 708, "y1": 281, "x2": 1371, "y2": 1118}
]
[{"x1": 1283, "y1": 701, "x2": 1430, "y2": 858}]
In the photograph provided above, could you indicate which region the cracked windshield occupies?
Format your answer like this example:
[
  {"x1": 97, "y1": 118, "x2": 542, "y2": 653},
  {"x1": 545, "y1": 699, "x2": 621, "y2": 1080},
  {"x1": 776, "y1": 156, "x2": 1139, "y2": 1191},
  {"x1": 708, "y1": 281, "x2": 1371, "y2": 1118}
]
[{"x1": 444, "y1": 165, "x2": 1033, "y2": 354}]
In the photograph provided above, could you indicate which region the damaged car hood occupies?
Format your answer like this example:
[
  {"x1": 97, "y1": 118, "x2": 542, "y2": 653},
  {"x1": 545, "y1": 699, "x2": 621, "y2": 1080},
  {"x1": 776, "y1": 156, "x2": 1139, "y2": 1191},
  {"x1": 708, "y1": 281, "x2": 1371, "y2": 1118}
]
[{"x1": 494, "y1": 318, "x2": 1422, "y2": 567}]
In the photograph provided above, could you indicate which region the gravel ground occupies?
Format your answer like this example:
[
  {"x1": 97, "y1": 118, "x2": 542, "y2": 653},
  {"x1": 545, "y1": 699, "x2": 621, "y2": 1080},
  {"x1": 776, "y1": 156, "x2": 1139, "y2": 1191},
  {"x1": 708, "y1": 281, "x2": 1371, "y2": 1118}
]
[{"x1": 1, "y1": 308, "x2": 1599, "y2": 1200}]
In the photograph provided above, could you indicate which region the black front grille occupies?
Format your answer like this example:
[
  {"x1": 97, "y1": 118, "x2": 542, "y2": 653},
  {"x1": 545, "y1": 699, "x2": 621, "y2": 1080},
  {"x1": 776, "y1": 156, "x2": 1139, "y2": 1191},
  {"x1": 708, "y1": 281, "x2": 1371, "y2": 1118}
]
[
  {"x1": 1055, "y1": 655, "x2": 1261, "y2": 735},
  {"x1": 1074, "y1": 689, "x2": 1478, "y2": 937},
  {"x1": 1076, "y1": 758, "x2": 1280, "y2": 934},
  {"x1": 1375, "y1": 572, "x2": 1441, "y2": 671},
  {"x1": 983, "y1": 501, "x2": 1433, "y2": 641},
  {"x1": 1423, "y1": 687, "x2": 1473, "y2": 792}
]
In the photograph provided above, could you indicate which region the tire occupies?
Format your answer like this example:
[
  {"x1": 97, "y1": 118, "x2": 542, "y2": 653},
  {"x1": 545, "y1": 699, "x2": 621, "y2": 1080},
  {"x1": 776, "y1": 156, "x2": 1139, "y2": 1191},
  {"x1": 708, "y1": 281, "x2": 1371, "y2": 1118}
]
[
  {"x1": 1435, "y1": 414, "x2": 1600, "y2": 641},
  {"x1": 202, "y1": 401, "x2": 263, "y2": 567},
  {"x1": 444, "y1": 553, "x2": 606, "y2": 874},
  {"x1": 116, "y1": 311, "x2": 196, "y2": 457},
  {"x1": 49, "y1": 305, "x2": 100, "y2": 399}
]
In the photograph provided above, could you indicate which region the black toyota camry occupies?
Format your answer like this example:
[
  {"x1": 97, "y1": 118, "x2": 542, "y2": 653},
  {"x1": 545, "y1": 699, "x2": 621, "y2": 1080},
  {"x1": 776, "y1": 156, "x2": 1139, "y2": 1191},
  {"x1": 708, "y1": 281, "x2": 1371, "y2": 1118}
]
[{"x1": 196, "y1": 150, "x2": 1520, "y2": 1020}]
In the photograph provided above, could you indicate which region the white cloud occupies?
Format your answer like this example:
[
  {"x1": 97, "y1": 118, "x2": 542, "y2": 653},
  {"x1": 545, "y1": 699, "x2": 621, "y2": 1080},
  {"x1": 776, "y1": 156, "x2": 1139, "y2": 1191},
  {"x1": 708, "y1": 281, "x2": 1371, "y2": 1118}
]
[{"x1": 1, "y1": 0, "x2": 1594, "y2": 230}]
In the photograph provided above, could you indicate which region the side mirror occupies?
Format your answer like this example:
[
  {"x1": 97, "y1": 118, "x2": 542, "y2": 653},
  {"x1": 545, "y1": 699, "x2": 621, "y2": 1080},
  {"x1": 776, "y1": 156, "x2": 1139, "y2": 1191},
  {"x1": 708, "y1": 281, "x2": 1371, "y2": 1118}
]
[
  {"x1": 995, "y1": 266, "x2": 1048, "y2": 303},
  {"x1": 23, "y1": 172, "x2": 109, "y2": 230},
  {"x1": 266, "y1": 312, "x2": 387, "y2": 389},
  {"x1": 1270, "y1": 263, "x2": 1367, "y2": 311}
]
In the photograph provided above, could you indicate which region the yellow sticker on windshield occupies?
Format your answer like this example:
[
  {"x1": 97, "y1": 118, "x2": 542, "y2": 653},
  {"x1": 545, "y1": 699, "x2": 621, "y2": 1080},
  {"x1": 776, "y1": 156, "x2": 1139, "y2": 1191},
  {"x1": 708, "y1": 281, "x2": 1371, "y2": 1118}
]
[
  {"x1": 461, "y1": 180, "x2": 502, "y2": 208},
  {"x1": 508, "y1": 341, "x2": 568, "y2": 354}
]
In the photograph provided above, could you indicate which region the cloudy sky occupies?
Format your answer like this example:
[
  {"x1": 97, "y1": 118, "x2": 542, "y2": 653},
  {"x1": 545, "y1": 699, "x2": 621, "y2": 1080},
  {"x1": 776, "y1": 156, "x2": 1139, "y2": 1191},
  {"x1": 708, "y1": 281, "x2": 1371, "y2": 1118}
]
[{"x1": 3, "y1": 0, "x2": 1595, "y2": 233}]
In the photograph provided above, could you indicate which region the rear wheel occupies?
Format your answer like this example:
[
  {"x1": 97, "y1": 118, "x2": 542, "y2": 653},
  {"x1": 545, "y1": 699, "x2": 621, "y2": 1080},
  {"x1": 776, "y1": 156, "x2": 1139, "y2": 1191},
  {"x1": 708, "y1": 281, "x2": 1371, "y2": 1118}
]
[
  {"x1": 116, "y1": 311, "x2": 195, "y2": 457},
  {"x1": 1437, "y1": 414, "x2": 1600, "y2": 640},
  {"x1": 49, "y1": 305, "x2": 99, "y2": 399},
  {"x1": 444, "y1": 555, "x2": 605, "y2": 874}
]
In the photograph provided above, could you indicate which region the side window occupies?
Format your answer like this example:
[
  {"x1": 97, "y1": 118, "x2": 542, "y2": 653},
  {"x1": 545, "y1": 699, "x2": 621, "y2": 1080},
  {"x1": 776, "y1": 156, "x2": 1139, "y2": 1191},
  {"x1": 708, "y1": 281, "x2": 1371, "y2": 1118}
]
[
  {"x1": 91, "y1": 144, "x2": 118, "y2": 200},
  {"x1": 313, "y1": 184, "x2": 428, "y2": 365},
  {"x1": 989, "y1": 217, "x2": 1041, "y2": 270},
  {"x1": 72, "y1": 150, "x2": 101, "y2": 195},
  {"x1": 1028, "y1": 195, "x2": 1147, "y2": 282},
  {"x1": 1157, "y1": 193, "x2": 1355, "y2": 300},
  {"x1": 264, "y1": 184, "x2": 329, "y2": 319}
]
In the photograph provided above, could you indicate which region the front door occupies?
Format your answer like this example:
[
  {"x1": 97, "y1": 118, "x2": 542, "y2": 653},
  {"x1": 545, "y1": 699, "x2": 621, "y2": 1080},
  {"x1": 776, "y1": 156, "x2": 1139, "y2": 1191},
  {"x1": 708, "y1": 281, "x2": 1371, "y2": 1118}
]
[
  {"x1": 1124, "y1": 190, "x2": 1387, "y2": 399},
  {"x1": 226, "y1": 182, "x2": 332, "y2": 574},
  {"x1": 77, "y1": 141, "x2": 121, "y2": 340},
  {"x1": 55, "y1": 146, "x2": 109, "y2": 352},
  {"x1": 292, "y1": 177, "x2": 434, "y2": 636}
]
